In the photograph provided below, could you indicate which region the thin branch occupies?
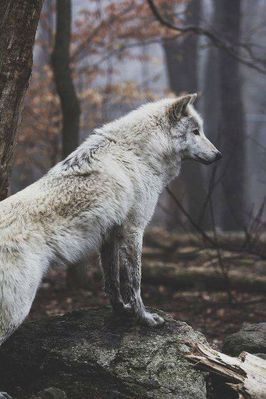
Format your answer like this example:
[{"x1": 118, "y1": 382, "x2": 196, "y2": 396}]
[
  {"x1": 166, "y1": 187, "x2": 216, "y2": 247},
  {"x1": 77, "y1": 38, "x2": 165, "y2": 75},
  {"x1": 146, "y1": 0, "x2": 266, "y2": 74},
  {"x1": 71, "y1": 4, "x2": 135, "y2": 62}
]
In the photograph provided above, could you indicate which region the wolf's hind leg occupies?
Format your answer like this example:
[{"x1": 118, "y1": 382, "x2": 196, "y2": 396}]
[
  {"x1": 0, "y1": 258, "x2": 43, "y2": 344},
  {"x1": 0, "y1": 259, "x2": 43, "y2": 399},
  {"x1": 0, "y1": 290, "x2": 33, "y2": 399},
  {"x1": 0, "y1": 293, "x2": 34, "y2": 346},
  {"x1": 101, "y1": 231, "x2": 126, "y2": 313}
]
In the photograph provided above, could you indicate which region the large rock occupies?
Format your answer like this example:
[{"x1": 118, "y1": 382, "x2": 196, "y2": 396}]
[
  {"x1": 0, "y1": 307, "x2": 207, "y2": 399},
  {"x1": 223, "y1": 322, "x2": 266, "y2": 357}
]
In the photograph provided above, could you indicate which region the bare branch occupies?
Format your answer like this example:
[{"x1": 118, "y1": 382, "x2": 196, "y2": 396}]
[{"x1": 146, "y1": 0, "x2": 266, "y2": 74}]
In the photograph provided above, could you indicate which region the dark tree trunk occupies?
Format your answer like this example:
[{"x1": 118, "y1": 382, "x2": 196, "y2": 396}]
[
  {"x1": 202, "y1": 12, "x2": 222, "y2": 229},
  {"x1": 51, "y1": 0, "x2": 80, "y2": 159},
  {"x1": 214, "y1": 0, "x2": 246, "y2": 231},
  {"x1": 163, "y1": 0, "x2": 208, "y2": 229},
  {"x1": 163, "y1": 0, "x2": 199, "y2": 94},
  {"x1": 0, "y1": 0, "x2": 43, "y2": 200}
]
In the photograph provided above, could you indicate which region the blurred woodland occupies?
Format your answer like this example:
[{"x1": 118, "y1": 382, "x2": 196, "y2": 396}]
[{"x1": 1, "y1": 0, "x2": 266, "y2": 345}]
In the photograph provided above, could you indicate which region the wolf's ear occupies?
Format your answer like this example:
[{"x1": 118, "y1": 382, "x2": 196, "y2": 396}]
[
  {"x1": 168, "y1": 93, "x2": 197, "y2": 124},
  {"x1": 188, "y1": 93, "x2": 197, "y2": 104}
]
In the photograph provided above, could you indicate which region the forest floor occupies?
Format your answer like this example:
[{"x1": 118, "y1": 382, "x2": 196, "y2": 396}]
[
  {"x1": 29, "y1": 229, "x2": 266, "y2": 348},
  {"x1": 30, "y1": 278, "x2": 265, "y2": 348}
]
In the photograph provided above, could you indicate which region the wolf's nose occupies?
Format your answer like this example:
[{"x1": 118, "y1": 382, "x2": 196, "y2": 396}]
[{"x1": 215, "y1": 151, "x2": 222, "y2": 160}]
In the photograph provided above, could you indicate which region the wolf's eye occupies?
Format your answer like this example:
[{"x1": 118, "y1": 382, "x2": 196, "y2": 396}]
[{"x1": 193, "y1": 129, "x2": 200, "y2": 136}]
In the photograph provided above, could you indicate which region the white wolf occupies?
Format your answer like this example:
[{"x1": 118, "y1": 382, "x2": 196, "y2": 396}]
[{"x1": 0, "y1": 94, "x2": 221, "y2": 345}]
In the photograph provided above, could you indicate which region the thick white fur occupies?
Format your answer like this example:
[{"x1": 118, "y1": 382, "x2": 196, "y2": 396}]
[{"x1": 0, "y1": 95, "x2": 220, "y2": 341}]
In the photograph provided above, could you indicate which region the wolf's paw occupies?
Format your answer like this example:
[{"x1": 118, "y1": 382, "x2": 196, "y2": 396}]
[
  {"x1": 139, "y1": 311, "x2": 165, "y2": 327},
  {"x1": 121, "y1": 303, "x2": 133, "y2": 313},
  {"x1": 113, "y1": 301, "x2": 133, "y2": 316},
  {"x1": 0, "y1": 392, "x2": 13, "y2": 399}
]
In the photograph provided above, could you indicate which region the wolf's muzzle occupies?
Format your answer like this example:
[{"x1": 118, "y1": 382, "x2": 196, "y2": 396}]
[{"x1": 215, "y1": 151, "x2": 222, "y2": 161}]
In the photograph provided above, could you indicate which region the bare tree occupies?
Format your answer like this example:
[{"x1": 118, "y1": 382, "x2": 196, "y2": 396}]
[
  {"x1": 214, "y1": 0, "x2": 246, "y2": 231},
  {"x1": 0, "y1": 0, "x2": 43, "y2": 200},
  {"x1": 51, "y1": 0, "x2": 80, "y2": 159},
  {"x1": 163, "y1": 0, "x2": 209, "y2": 228},
  {"x1": 201, "y1": 4, "x2": 222, "y2": 229}
]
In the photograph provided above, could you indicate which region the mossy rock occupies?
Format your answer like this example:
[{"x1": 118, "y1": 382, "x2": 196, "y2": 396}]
[
  {"x1": 223, "y1": 322, "x2": 266, "y2": 357},
  {"x1": 0, "y1": 307, "x2": 208, "y2": 399}
]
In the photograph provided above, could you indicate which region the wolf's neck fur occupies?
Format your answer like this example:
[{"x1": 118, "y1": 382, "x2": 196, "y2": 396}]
[{"x1": 51, "y1": 99, "x2": 181, "y2": 184}]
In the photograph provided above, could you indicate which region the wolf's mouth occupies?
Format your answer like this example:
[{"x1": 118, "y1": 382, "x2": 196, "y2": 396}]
[{"x1": 194, "y1": 155, "x2": 214, "y2": 165}]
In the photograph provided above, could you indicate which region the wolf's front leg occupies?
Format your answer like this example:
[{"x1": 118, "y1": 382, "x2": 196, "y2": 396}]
[
  {"x1": 119, "y1": 227, "x2": 164, "y2": 327},
  {"x1": 101, "y1": 229, "x2": 127, "y2": 313},
  {"x1": 0, "y1": 393, "x2": 13, "y2": 399}
]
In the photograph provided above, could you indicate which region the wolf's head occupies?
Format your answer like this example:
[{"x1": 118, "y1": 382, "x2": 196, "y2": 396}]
[{"x1": 166, "y1": 94, "x2": 222, "y2": 164}]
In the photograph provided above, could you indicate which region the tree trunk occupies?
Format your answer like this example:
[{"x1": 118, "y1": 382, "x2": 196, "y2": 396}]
[
  {"x1": 0, "y1": 0, "x2": 43, "y2": 200},
  {"x1": 202, "y1": 26, "x2": 222, "y2": 229},
  {"x1": 163, "y1": 0, "x2": 208, "y2": 229},
  {"x1": 214, "y1": 0, "x2": 246, "y2": 231},
  {"x1": 51, "y1": 0, "x2": 80, "y2": 159}
]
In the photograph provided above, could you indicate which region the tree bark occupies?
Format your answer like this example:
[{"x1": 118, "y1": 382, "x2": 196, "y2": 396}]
[
  {"x1": 163, "y1": 1, "x2": 208, "y2": 229},
  {"x1": 214, "y1": 0, "x2": 246, "y2": 231},
  {"x1": 0, "y1": 0, "x2": 43, "y2": 200}
]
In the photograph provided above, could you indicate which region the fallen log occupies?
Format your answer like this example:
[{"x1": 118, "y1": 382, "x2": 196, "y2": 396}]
[
  {"x1": 144, "y1": 229, "x2": 266, "y2": 259},
  {"x1": 186, "y1": 343, "x2": 266, "y2": 399},
  {"x1": 142, "y1": 261, "x2": 266, "y2": 293},
  {"x1": 87, "y1": 260, "x2": 266, "y2": 294}
]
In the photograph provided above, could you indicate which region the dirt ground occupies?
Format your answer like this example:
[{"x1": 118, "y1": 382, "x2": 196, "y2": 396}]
[{"x1": 29, "y1": 265, "x2": 266, "y2": 348}]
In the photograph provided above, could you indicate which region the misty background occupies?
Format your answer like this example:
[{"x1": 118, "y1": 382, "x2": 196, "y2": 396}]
[{"x1": 10, "y1": 0, "x2": 266, "y2": 236}]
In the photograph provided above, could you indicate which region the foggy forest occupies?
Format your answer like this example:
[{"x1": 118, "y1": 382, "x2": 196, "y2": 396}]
[{"x1": 0, "y1": 1, "x2": 265, "y2": 398}]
